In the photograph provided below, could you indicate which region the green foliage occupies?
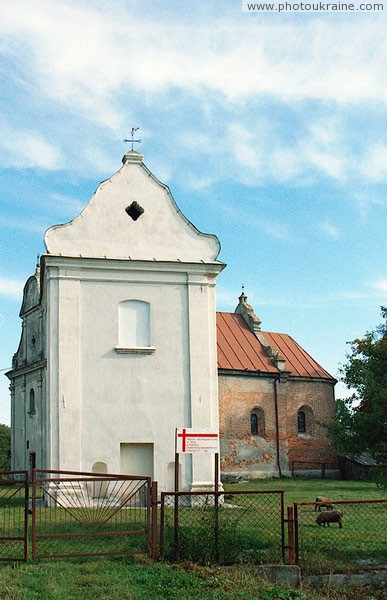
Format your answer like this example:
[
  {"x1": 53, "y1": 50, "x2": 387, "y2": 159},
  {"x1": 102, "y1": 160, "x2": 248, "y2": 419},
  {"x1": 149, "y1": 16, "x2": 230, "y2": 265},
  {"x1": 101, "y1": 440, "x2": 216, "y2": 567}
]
[
  {"x1": 0, "y1": 423, "x2": 11, "y2": 471},
  {"x1": 328, "y1": 307, "x2": 387, "y2": 487}
]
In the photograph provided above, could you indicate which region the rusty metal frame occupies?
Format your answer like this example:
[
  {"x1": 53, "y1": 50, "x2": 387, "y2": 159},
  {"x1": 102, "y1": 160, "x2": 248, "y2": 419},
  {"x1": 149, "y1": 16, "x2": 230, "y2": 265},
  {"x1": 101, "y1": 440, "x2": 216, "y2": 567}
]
[
  {"x1": 160, "y1": 489, "x2": 285, "y2": 563},
  {"x1": 31, "y1": 469, "x2": 153, "y2": 560},
  {"x1": 0, "y1": 470, "x2": 29, "y2": 562}
]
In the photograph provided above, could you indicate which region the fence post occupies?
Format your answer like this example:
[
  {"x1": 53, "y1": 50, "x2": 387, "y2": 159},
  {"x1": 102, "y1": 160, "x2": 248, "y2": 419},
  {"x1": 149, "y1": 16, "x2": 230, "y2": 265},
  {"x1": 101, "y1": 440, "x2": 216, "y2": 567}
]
[
  {"x1": 280, "y1": 491, "x2": 285, "y2": 562},
  {"x1": 31, "y1": 468, "x2": 37, "y2": 559},
  {"x1": 287, "y1": 506, "x2": 295, "y2": 565},
  {"x1": 151, "y1": 481, "x2": 158, "y2": 560},
  {"x1": 173, "y1": 493, "x2": 179, "y2": 560},
  {"x1": 174, "y1": 453, "x2": 179, "y2": 560},
  {"x1": 214, "y1": 453, "x2": 219, "y2": 562},
  {"x1": 293, "y1": 503, "x2": 299, "y2": 565}
]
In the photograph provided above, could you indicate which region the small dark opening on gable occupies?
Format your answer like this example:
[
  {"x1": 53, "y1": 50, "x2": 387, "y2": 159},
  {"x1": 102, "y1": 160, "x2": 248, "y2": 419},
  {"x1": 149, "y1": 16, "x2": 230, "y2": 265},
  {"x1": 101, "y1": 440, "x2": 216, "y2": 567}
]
[{"x1": 125, "y1": 201, "x2": 144, "y2": 221}]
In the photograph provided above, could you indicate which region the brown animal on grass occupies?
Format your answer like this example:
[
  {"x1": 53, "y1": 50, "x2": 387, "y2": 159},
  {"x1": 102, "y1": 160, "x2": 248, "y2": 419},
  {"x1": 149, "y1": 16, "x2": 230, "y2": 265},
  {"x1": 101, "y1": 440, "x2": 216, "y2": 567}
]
[
  {"x1": 315, "y1": 509, "x2": 343, "y2": 528},
  {"x1": 314, "y1": 496, "x2": 335, "y2": 511}
]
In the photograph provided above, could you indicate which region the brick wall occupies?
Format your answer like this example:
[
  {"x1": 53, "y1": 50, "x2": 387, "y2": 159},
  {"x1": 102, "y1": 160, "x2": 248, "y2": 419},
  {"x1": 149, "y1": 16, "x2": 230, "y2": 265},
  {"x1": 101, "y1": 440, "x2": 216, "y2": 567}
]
[{"x1": 218, "y1": 372, "x2": 336, "y2": 478}]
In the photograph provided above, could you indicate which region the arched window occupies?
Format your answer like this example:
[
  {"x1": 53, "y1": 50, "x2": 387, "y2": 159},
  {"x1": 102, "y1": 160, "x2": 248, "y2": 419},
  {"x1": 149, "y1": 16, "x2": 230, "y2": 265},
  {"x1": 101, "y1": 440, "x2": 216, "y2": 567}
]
[
  {"x1": 118, "y1": 300, "x2": 151, "y2": 348},
  {"x1": 251, "y1": 408, "x2": 265, "y2": 437},
  {"x1": 297, "y1": 410, "x2": 306, "y2": 433},
  {"x1": 28, "y1": 389, "x2": 36, "y2": 415},
  {"x1": 251, "y1": 413, "x2": 258, "y2": 435},
  {"x1": 297, "y1": 406, "x2": 314, "y2": 435}
]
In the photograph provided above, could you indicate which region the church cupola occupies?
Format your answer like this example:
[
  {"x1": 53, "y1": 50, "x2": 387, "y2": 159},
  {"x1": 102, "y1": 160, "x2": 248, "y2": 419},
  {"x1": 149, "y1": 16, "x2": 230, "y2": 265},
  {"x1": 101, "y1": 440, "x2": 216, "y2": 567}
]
[
  {"x1": 234, "y1": 290, "x2": 287, "y2": 372},
  {"x1": 234, "y1": 290, "x2": 262, "y2": 334}
]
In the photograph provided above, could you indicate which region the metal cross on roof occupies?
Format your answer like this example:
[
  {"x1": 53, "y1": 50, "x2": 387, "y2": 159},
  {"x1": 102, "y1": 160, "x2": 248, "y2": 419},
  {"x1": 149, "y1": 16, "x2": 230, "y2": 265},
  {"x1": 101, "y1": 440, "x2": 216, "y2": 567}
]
[{"x1": 123, "y1": 127, "x2": 142, "y2": 151}]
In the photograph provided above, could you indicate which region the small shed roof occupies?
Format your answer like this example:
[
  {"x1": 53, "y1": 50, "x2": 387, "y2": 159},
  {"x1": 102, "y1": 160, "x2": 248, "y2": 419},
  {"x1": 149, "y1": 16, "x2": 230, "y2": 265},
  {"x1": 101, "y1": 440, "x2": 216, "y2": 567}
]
[
  {"x1": 342, "y1": 454, "x2": 378, "y2": 466},
  {"x1": 217, "y1": 312, "x2": 335, "y2": 381}
]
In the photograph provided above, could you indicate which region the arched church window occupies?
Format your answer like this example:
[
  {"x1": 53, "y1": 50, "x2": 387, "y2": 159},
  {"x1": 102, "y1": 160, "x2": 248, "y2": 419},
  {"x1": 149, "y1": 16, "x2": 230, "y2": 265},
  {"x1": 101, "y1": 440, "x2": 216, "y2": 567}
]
[
  {"x1": 118, "y1": 300, "x2": 151, "y2": 348},
  {"x1": 251, "y1": 413, "x2": 258, "y2": 435},
  {"x1": 28, "y1": 388, "x2": 36, "y2": 415},
  {"x1": 251, "y1": 408, "x2": 265, "y2": 436},
  {"x1": 297, "y1": 410, "x2": 306, "y2": 433},
  {"x1": 297, "y1": 406, "x2": 314, "y2": 435}
]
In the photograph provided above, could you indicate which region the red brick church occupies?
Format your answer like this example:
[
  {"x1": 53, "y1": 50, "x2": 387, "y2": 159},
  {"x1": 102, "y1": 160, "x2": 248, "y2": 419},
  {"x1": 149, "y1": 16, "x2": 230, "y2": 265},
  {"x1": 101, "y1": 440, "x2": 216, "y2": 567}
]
[{"x1": 217, "y1": 292, "x2": 337, "y2": 479}]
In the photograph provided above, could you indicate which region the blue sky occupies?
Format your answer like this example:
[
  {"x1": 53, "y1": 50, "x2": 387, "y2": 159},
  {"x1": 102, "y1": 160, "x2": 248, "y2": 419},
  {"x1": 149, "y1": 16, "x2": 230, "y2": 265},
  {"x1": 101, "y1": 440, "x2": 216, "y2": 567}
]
[{"x1": 0, "y1": 0, "x2": 386, "y2": 424}]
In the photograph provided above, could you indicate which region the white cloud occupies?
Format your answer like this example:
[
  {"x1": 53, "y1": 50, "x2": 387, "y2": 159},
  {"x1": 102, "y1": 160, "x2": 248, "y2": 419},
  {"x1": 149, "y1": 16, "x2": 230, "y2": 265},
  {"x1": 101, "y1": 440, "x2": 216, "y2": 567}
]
[
  {"x1": 352, "y1": 191, "x2": 385, "y2": 219},
  {"x1": 0, "y1": 1, "x2": 386, "y2": 189},
  {"x1": 217, "y1": 199, "x2": 292, "y2": 241},
  {"x1": 361, "y1": 144, "x2": 387, "y2": 182},
  {"x1": 271, "y1": 149, "x2": 301, "y2": 182},
  {"x1": 373, "y1": 279, "x2": 387, "y2": 294},
  {"x1": 216, "y1": 287, "x2": 239, "y2": 310},
  {"x1": 0, "y1": 1, "x2": 386, "y2": 112},
  {"x1": 49, "y1": 194, "x2": 85, "y2": 216},
  {"x1": 0, "y1": 277, "x2": 24, "y2": 300},
  {"x1": 330, "y1": 282, "x2": 387, "y2": 301},
  {"x1": 320, "y1": 221, "x2": 340, "y2": 239},
  {"x1": 0, "y1": 122, "x2": 62, "y2": 170},
  {"x1": 0, "y1": 216, "x2": 47, "y2": 233}
]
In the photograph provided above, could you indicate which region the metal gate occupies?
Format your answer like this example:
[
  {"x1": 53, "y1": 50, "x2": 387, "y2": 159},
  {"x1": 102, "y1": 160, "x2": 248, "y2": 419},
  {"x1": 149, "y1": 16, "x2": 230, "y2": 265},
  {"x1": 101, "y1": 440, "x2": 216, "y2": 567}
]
[
  {"x1": 0, "y1": 471, "x2": 29, "y2": 561},
  {"x1": 31, "y1": 469, "x2": 155, "y2": 559}
]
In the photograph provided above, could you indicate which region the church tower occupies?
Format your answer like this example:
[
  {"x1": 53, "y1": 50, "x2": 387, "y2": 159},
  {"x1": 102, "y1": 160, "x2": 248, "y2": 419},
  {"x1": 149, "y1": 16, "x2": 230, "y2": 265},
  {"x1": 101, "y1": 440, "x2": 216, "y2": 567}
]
[{"x1": 8, "y1": 149, "x2": 225, "y2": 491}]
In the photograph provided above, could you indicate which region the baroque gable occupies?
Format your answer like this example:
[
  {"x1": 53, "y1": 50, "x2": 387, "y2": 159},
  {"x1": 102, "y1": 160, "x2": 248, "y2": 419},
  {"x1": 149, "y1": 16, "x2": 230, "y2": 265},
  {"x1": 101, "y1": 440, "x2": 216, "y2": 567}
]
[{"x1": 44, "y1": 151, "x2": 220, "y2": 263}]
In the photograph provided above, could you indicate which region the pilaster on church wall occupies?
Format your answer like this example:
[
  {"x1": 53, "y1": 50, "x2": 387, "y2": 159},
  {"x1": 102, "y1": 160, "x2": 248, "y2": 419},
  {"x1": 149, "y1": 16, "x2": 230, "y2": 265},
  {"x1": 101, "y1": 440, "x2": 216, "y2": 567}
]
[
  {"x1": 187, "y1": 270, "x2": 221, "y2": 490},
  {"x1": 45, "y1": 268, "x2": 60, "y2": 471},
  {"x1": 56, "y1": 277, "x2": 82, "y2": 471}
]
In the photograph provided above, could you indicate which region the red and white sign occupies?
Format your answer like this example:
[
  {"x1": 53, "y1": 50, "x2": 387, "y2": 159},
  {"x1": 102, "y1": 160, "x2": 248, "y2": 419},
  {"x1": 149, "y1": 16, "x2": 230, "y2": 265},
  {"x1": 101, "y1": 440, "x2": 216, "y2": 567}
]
[{"x1": 176, "y1": 428, "x2": 219, "y2": 454}]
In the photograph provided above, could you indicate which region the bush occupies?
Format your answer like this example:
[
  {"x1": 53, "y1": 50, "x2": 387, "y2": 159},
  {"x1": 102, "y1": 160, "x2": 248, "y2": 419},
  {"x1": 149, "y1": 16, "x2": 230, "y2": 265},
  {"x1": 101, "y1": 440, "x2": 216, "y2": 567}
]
[{"x1": 0, "y1": 424, "x2": 11, "y2": 471}]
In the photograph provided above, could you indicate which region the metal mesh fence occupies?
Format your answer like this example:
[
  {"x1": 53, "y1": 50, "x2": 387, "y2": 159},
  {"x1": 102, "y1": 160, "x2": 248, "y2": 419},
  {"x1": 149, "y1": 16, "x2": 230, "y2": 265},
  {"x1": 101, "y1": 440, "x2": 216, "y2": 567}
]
[
  {"x1": 160, "y1": 490, "x2": 284, "y2": 565},
  {"x1": 32, "y1": 470, "x2": 151, "y2": 559},
  {"x1": 294, "y1": 500, "x2": 387, "y2": 574},
  {"x1": 0, "y1": 471, "x2": 28, "y2": 561}
]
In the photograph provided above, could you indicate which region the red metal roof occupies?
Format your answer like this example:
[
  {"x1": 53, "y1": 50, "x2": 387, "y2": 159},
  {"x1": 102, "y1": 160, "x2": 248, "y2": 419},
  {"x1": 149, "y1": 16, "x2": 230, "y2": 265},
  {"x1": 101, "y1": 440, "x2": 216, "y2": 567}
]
[{"x1": 217, "y1": 312, "x2": 335, "y2": 380}]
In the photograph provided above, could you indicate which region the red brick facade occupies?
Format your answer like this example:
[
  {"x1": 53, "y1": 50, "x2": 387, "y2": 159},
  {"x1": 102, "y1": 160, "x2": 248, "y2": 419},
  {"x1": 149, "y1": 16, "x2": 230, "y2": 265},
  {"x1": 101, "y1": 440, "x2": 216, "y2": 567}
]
[{"x1": 218, "y1": 373, "x2": 337, "y2": 478}]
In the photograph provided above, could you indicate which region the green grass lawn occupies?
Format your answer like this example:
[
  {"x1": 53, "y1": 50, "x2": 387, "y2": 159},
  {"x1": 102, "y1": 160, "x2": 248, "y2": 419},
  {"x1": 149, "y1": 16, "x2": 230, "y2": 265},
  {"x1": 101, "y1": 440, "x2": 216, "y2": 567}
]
[
  {"x1": 0, "y1": 555, "x2": 387, "y2": 600},
  {"x1": 223, "y1": 476, "x2": 386, "y2": 504}
]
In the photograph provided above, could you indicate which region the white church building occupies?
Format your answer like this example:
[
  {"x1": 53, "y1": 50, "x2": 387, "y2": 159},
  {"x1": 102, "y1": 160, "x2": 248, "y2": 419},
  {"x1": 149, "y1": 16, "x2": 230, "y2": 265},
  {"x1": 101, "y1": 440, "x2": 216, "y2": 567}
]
[{"x1": 7, "y1": 149, "x2": 225, "y2": 492}]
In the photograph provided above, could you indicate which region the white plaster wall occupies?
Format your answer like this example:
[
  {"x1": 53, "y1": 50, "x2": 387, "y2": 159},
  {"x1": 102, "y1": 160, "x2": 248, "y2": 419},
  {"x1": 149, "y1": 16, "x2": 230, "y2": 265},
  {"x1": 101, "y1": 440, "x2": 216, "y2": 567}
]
[
  {"x1": 44, "y1": 257, "x2": 223, "y2": 492},
  {"x1": 11, "y1": 380, "x2": 25, "y2": 471}
]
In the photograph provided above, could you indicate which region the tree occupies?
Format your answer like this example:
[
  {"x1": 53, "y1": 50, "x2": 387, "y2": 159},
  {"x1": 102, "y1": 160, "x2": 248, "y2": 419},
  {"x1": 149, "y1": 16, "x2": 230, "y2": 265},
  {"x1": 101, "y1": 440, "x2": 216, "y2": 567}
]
[
  {"x1": 0, "y1": 423, "x2": 11, "y2": 471},
  {"x1": 329, "y1": 307, "x2": 387, "y2": 487}
]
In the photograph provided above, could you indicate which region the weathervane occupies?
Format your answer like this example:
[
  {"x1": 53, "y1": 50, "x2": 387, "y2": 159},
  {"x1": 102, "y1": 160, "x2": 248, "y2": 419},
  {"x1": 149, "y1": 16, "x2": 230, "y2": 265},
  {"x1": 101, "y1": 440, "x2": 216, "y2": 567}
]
[{"x1": 123, "y1": 127, "x2": 142, "y2": 151}]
